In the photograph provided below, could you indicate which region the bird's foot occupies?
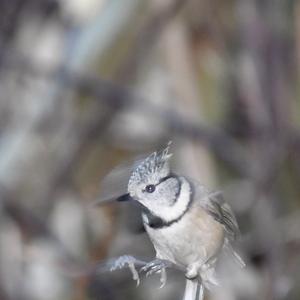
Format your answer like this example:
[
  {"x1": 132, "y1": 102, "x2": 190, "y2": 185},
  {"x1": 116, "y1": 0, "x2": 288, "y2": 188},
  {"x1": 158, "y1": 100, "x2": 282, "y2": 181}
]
[
  {"x1": 140, "y1": 259, "x2": 172, "y2": 288},
  {"x1": 140, "y1": 258, "x2": 171, "y2": 276},
  {"x1": 106, "y1": 255, "x2": 146, "y2": 286}
]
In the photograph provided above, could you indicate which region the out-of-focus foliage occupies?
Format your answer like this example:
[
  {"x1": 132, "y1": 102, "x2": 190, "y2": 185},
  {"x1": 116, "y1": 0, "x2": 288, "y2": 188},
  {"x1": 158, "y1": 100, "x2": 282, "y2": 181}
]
[{"x1": 0, "y1": 0, "x2": 299, "y2": 299}]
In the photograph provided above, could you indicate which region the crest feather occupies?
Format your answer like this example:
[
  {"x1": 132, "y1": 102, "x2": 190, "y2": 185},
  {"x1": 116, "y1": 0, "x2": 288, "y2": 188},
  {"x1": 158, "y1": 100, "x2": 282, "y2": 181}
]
[{"x1": 128, "y1": 142, "x2": 172, "y2": 192}]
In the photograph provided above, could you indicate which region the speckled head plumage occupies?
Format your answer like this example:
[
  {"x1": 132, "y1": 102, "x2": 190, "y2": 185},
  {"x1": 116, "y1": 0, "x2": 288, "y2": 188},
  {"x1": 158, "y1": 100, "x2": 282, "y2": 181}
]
[
  {"x1": 128, "y1": 142, "x2": 173, "y2": 198},
  {"x1": 126, "y1": 141, "x2": 193, "y2": 225}
]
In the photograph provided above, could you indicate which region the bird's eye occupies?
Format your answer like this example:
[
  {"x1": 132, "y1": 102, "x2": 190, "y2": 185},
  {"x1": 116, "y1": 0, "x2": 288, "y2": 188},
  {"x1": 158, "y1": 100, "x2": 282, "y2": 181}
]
[{"x1": 145, "y1": 184, "x2": 155, "y2": 193}]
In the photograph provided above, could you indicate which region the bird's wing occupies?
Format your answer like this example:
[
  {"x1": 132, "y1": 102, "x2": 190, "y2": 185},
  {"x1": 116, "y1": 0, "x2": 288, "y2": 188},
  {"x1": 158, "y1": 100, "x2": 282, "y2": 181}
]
[
  {"x1": 191, "y1": 180, "x2": 240, "y2": 241},
  {"x1": 92, "y1": 155, "x2": 149, "y2": 206},
  {"x1": 93, "y1": 143, "x2": 173, "y2": 206},
  {"x1": 192, "y1": 180, "x2": 246, "y2": 266}
]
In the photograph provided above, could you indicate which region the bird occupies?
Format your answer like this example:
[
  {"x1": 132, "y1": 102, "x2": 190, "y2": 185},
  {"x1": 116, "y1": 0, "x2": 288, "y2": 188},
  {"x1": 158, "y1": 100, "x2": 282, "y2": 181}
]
[{"x1": 99, "y1": 142, "x2": 244, "y2": 300}]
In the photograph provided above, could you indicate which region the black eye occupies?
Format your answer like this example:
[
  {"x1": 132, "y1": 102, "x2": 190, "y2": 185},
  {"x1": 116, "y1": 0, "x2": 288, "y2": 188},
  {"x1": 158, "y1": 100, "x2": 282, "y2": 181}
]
[{"x1": 145, "y1": 184, "x2": 156, "y2": 193}]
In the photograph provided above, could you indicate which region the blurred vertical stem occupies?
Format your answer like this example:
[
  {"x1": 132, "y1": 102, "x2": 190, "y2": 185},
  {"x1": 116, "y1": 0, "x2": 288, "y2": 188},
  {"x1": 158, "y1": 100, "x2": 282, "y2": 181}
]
[
  {"x1": 157, "y1": 1, "x2": 216, "y2": 187},
  {"x1": 235, "y1": 0, "x2": 292, "y2": 299}
]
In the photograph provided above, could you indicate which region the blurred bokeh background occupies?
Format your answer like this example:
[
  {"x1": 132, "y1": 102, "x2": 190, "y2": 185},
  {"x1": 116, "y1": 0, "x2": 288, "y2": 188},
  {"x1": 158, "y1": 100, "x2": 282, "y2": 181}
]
[{"x1": 0, "y1": 0, "x2": 299, "y2": 299}]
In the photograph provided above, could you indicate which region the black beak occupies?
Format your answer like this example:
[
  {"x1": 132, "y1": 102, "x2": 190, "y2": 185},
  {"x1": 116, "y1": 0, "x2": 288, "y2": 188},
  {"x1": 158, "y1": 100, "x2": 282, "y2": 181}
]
[{"x1": 116, "y1": 193, "x2": 133, "y2": 202}]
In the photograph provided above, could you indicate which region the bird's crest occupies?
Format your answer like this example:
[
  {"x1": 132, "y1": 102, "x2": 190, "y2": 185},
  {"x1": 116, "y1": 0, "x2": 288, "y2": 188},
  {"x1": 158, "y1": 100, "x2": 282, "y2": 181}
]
[{"x1": 128, "y1": 142, "x2": 172, "y2": 192}]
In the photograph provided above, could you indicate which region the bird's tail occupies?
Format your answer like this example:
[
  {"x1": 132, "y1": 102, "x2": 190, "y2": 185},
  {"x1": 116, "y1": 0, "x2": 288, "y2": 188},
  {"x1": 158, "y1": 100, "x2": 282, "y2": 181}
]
[
  {"x1": 224, "y1": 241, "x2": 246, "y2": 268},
  {"x1": 183, "y1": 279, "x2": 204, "y2": 300}
]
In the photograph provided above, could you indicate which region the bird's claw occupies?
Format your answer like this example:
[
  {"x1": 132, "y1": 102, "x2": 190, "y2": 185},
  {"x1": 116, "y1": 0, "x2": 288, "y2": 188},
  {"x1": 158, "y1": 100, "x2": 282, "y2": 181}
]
[
  {"x1": 140, "y1": 259, "x2": 171, "y2": 288},
  {"x1": 108, "y1": 255, "x2": 143, "y2": 286},
  {"x1": 99, "y1": 256, "x2": 171, "y2": 288}
]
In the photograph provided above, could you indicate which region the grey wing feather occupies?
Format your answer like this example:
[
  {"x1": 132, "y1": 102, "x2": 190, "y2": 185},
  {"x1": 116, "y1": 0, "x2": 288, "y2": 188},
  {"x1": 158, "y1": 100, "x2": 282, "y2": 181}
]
[
  {"x1": 207, "y1": 192, "x2": 240, "y2": 240},
  {"x1": 98, "y1": 161, "x2": 134, "y2": 203},
  {"x1": 191, "y1": 179, "x2": 245, "y2": 267},
  {"x1": 192, "y1": 181, "x2": 240, "y2": 241},
  {"x1": 204, "y1": 190, "x2": 246, "y2": 267},
  {"x1": 92, "y1": 155, "x2": 149, "y2": 206}
]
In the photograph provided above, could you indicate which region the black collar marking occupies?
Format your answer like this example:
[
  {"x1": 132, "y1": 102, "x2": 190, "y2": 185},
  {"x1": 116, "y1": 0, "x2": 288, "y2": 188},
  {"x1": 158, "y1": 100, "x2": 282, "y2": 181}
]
[
  {"x1": 171, "y1": 176, "x2": 182, "y2": 205},
  {"x1": 143, "y1": 177, "x2": 194, "y2": 229},
  {"x1": 157, "y1": 173, "x2": 176, "y2": 185}
]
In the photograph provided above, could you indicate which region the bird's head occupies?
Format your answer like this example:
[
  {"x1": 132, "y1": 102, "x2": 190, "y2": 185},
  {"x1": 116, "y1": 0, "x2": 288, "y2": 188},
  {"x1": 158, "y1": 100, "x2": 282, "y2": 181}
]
[{"x1": 127, "y1": 142, "x2": 181, "y2": 213}]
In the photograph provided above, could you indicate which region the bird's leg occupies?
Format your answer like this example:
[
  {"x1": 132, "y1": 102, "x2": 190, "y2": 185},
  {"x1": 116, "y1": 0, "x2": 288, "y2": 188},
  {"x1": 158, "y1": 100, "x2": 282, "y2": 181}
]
[
  {"x1": 185, "y1": 247, "x2": 207, "y2": 280},
  {"x1": 185, "y1": 260, "x2": 204, "y2": 280},
  {"x1": 140, "y1": 258, "x2": 173, "y2": 288}
]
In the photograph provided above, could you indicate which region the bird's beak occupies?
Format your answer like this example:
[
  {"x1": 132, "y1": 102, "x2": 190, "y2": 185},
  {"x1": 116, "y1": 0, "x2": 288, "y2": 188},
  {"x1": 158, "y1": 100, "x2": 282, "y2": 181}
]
[{"x1": 116, "y1": 193, "x2": 133, "y2": 202}]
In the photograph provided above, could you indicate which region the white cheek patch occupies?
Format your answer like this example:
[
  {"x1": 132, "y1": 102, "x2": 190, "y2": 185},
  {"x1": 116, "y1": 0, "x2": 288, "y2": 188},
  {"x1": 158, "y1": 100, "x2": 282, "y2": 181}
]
[{"x1": 151, "y1": 177, "x2": 192, "y2": 223}]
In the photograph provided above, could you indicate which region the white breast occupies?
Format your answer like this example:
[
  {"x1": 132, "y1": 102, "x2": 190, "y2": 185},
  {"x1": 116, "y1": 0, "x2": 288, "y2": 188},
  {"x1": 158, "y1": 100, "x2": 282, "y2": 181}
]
[{"x1": 145, "y1": 202, "x2": 225, "y2": 269}]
